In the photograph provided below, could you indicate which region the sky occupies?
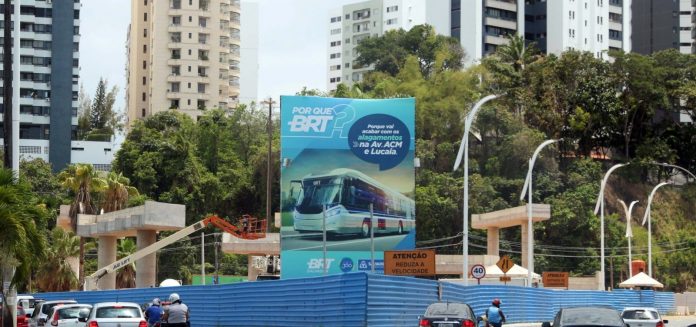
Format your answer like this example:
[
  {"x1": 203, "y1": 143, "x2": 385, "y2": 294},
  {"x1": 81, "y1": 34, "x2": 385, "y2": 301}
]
[{"x1": 80, "y1": 0, "x2": 356, "y2": 111}]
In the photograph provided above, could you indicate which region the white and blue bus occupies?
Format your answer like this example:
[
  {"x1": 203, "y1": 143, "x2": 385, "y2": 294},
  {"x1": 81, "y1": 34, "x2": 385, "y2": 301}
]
[{"x1": 291, "y1": 168, "x2": 415, "y2": 237}]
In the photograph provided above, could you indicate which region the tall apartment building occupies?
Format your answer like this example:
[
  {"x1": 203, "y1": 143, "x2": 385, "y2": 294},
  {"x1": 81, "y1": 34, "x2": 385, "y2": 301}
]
[
  {"x1": 327, "y1": 0, "x2": 446, "y2": 91},
  {"x1": 239, "y1": 0, "x2": 259, "y2": 105},
  {"x1": 447, "y1": 0, "x2": 632, "y2": 64},
  {"x1": 0, "y1": 1, "x2": 114, "y2": 172},
  {"x1": 632, "y1": 0, "x2": 694, "y2": 55},
  {"x1": 127, "y1": 0, "x2": 241, "y2": 126}
]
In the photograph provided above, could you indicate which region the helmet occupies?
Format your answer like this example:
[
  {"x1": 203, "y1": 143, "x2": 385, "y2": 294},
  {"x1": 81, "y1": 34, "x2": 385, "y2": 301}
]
[
  {"x1": 152, "y1": 298, "x2": 161, "y2": 305},
  {"x1": 169, "y1": 293, "x2": 180, "y2": 302},
  {"x1": 492, "y1": 299, "x2": 501, "y2": 306}
]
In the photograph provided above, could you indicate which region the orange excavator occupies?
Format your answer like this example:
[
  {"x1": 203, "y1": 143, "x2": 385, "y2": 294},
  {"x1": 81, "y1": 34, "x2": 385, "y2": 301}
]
[{"x1": 84, "y1": 215, "x2": 267, "y2": 290}]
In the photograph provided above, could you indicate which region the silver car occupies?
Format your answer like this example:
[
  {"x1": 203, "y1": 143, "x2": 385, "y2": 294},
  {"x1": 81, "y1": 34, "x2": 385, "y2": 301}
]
[
  {"x1": 621, "y1": 307, "x2": 668, "y2": 327},
  {"x1": 78, "y1": 302, "x2": 146, "y2": 327},
  {"x1": 29, "y1": 300, "x2": 78, "y2": 327},
  {"x1": 45, "y1": 304, "x2": 92, "y2": 327}
]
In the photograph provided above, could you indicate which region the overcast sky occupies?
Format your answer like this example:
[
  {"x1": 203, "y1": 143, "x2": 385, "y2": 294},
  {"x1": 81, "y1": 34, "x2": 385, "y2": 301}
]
[{"x1": 80, "y1": 0, "x2": 356, "y2": 111}]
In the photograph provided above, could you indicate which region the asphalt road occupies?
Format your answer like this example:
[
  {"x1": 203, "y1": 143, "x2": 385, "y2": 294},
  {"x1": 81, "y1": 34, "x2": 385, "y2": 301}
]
[
  {"x1": 504, "y1": 316, "x2": 696, "y2": 327},
  {"x1": 281, "y1": 230, "x2": 407, "y2": 251}
]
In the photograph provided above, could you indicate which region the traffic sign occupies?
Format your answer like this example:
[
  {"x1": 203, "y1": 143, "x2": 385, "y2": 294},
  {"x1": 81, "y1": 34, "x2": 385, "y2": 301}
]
[
  {"x1": 496, "y1": 255, "x2": 514, "y2": 274},
  {"x1": 471, "y1": 264, "x2": 486, "y2": 279}
]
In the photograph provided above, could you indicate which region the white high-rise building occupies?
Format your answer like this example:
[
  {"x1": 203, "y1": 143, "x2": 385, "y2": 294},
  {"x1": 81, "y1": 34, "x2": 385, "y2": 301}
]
[
  {"x1": 240, "y1": 1, "x2": 259, "y2": 105},
  {"x1": 326, "y1": 0, "x2": 446, "y2": 91}
]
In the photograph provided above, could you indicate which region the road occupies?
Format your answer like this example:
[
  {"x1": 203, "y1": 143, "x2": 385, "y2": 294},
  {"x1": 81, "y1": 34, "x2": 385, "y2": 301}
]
[
  {"x1": 505, "y1": 316, "x2": 696, "y2": 327},
  {"x1": 281, "y1": 230, "x2": 408, "y2": 251}
]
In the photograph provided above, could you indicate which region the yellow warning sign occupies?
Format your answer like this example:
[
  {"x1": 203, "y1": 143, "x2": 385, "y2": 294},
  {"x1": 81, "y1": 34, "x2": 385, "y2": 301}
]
[{"x1": 496, "y1": 255, "x2": 514, "y2": 274}]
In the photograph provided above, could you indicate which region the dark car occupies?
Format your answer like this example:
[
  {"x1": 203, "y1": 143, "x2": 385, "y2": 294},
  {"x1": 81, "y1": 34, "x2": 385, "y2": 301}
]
[
  {"x1": 418, "y1": 302, "x2": 478, "y2": 327},
  {"x1": 542, "y1": 307, "x2": 627, "y2": 327}
]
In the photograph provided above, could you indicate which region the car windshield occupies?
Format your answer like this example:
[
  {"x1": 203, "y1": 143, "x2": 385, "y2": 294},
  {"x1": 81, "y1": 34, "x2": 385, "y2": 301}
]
[
  {"x1": 58, "y1": 307, "x2": 88, "y2": 320},
  {"x1": 622, "y1": 310, "x2": 658, "y2": 320},
  {"x1": 43, "y1": 303, "x2": 74, "y2": 315},
  {"x1": 425, "y1": 303, "x2": 470, "y2": 317},
  {"x1": 562, "y1": 308, "x2": 624, "y2": 327},
  {"x1": 96, "y1": 307, "x2": 140, "y2": 319},
  {"x1": 295, "y1": 177, "x2": 342, "y2": 214}
]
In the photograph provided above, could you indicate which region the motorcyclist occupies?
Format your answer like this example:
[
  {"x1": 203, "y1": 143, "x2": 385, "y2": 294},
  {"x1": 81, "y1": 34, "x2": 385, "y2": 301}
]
[
  {"x1": 486, "y1": 298, "x2": 506, "y2": 327},
  {"x1": 162, "y1": 293, "x2": 189, "y2": 327},
  {"x1": 144, "y1": 298, "x2": 163, "y2": 327}
]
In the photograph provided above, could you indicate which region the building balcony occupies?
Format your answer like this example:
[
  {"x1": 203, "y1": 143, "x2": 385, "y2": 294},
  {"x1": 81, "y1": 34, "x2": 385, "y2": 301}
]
[
  {"x1": 609, "y1": 21, "x2": 622, "y2": 31},
  {"x1": 485, "y1": 16, "x2": 517, "y2": 30},
  {"x1": 608, "y1": 39, "x2": 622, "y2": 49},
  {"x1": 484, "y1": 34, "x2": 510, "y2": 46},
  {"x1": 485, "y1": 0, "x2": 517, "y2": 12}
]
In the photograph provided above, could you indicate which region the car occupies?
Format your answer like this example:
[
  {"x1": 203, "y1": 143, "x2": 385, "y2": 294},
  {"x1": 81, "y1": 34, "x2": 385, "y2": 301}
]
[
  {"x1": 542, "y1": 306, "x2": 627, "y2": 327},
  {"x1": 18, "y1": 305, "x2": 30, "y2": 327},
  {"x1": 18, "y1": 295, "x2": 37, "y2": 316},
  {"x1": 29, "y1": 300, "x2": 78, "y2": 327},
  {"x1": 45, "y1": 304, "x2": 92, "y2": 327},
  {"x1": 78, "y1": 302, "x2": 147, "y2": 327},
  {"x1": 418, "y1": 301, "x2": 478, "y2": 327},
  {"x1": 621, "y1": 307, "x2": 668, "y2": 327}
]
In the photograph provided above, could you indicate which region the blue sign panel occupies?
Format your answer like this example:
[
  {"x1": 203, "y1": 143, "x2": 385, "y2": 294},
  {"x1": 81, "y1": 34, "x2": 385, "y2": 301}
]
[{"x1": 280, "y1": 96, "x2": 416, "y2": 279}]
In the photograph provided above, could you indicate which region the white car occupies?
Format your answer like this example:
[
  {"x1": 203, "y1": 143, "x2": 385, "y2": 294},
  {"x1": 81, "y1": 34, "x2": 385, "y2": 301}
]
[
  {"x1": 621, "y1": 307, "x2": 669, "y2": 327},
  {"x1": 78, "y1": 302, "x2": 146, "y2": 327},
  {"x1": 17, "y1": 295, "x2": 37, "y2": 316},
  {"x1": 29, "y1": 300, "x2": 78, "y2": 327},
  {"x1": 45, "y1": 304, "x2": 92, "y2": 327}
]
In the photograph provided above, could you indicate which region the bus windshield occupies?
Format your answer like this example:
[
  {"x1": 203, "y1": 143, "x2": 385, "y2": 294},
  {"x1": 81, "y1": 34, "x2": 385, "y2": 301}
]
[{"x1": 296, "y1": 177, "x2": 343, "y2": 214}]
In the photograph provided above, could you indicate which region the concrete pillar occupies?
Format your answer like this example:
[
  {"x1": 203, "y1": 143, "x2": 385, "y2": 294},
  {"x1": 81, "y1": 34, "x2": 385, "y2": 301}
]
[
  {"x1": 521, "y1": 222, "x2": 529, "y2": 269},
  {"x1": 248, "y1": 256, "x2": 260, "y2": 281},
  {"x1": 487, "y1": 227, "x2": 499, "y2": 257},
  {"x1": 136, "y1": 230, "x2": 157, "y2": 288},
  {"x1": 97, "y1": 236, "x2": 117, "y2": 290}
]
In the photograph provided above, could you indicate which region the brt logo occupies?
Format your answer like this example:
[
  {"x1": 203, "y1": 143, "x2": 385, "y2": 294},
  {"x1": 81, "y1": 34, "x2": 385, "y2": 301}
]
[{"x1": 307, "y1": 258, "x2": 334, "y2": 271}]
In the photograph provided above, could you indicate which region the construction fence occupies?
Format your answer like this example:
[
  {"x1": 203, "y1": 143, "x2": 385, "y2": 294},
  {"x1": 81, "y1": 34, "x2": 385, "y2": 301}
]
[{"x1": 33, "y1": 272, "x2": 675, "y2": 327}]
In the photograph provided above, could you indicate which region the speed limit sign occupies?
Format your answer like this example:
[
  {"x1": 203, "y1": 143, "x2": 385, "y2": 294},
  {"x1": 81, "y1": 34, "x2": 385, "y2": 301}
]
[{"x1": 471, "y1": 264, "x2": 486, "y2": 283}]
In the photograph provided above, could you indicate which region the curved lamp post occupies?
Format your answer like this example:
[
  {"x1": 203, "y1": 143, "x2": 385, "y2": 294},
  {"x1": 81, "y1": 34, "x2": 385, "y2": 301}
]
[
  {"x1": 594, "y1": 163, "x2": 629, "y2": 290},
  {"x1": 641, "y1": 182, "x2": 671, "y2": 277},
  {"x1": 653, "y1": 162, "x2": 696, "y2": 180},
  {"x1": 618, "y1": 199, "x2": 639, "y2": 276},
  {"x1": 519, "y1": 139, "x2": 559, "y2": 287},
  {"x1": 453, "y1": 94, "x2": 500, "y2": 286}
]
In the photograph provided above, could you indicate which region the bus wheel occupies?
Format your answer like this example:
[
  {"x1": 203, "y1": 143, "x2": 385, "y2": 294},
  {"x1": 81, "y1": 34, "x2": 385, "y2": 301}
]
[
  {"x1": 361, "y1": 221, "x2": 371, "y2": 238},
  {"x1": 398, "y1": 221, "x2": 403, "y2": 234}
]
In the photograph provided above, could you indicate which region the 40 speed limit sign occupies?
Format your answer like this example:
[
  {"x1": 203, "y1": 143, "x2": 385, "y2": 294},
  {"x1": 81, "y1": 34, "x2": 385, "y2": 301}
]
[{"x1": 471, "y1": 264, "x2": 486, "y2": 284}]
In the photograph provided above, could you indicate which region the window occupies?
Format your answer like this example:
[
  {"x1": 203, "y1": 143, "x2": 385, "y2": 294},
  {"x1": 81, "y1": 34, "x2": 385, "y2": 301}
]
[
  {"x1": 170, "y1": 0, "x2": 181, "y2": 9},
  {"x1": 171, "y1": 49, "x2": 181, "y2": 59},
  {"x1": 197, "y1": 100, "x2": 206, "y2": 110},
  {"x1": 330, "y1": 77, "x2": 341, "y2": 83},
  {"x1": 386, "y1": 5, "x2": 398, "y2": 12},
  {"x1": 143, "y1": 44, "x2": 147, "y2": 53},
  {"x1": 143, "y1": 29, "x2": 147, "y2": 37},
  {"x1": 330, "y1": 65, "x2": 341, "y2": 71},
  {"x1": 170, "y1": 99, "x2": 180, "y2": 109},
  {"x1": 143, "y1": 60, "x2": 147, "y2": 69},
  {"x1": 330, "y1": 40, "x2": 341, "y2": 47},
  {"x1": 170, "y1": 82, "x2": 180, "y2": 92},
  {"x1": 142, "y1": 108, "x2": 146, "y2": 117},
  {"x1": 170, "y1": 32, "x2": 181, "y2": 42},
  {"x1": 331, "y1": 28, "x2": 341, "y2": 35},
  {"x1": 345, "y1": 63, "x2": 350, "y2": 68},
  {"x1": 386, "y1": 18, "x2": 397, "y2": 25},
  {"x1": 144, "y1": 12, "x2": 147, "y2": 21},
  {"x1": 142, "y1": 92, "x2": 146, "y2": 101},
  {"x1": 330, "y1": 16, "x2": 341, "y2": 23},
  {"x1": 329, "y1": 52, "x2": 341, "y2": 59},
  {"x1": 171, "y1": 65, "x2": 180, "y2": 75},
  {"x1": 142, "y1": 77, "x2": 146, "y2": 85},
  {"x1": 172, "y1": 16, "x2": 181, "y2": 26},
  {"x1": 198, "y1": 83, "x2": 206, "y2": 93},
  {"x1": 609, "y1": 29, "x2": 621, "y2": 40}
]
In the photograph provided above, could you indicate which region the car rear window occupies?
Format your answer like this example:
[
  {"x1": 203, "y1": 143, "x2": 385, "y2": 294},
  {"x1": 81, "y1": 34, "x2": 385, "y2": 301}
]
[
  {"x1": 622, "y1": 310, "x2": 658, "y2": 320},
  {"x1": 425, "y1": 303, "x2": 470, "y2": 317},
  {"x1": 43, "y1": 303, "x2": 74, "y2": 315},
  {"x1": 562, "y1": 308, "x2": 624, "y2": 326},
  {"x1": 95, "y1": 307, "x2": 141, "y2": 319},
  {"x1": 58, "y1": 307, "x2": 89, "y2": 320}
]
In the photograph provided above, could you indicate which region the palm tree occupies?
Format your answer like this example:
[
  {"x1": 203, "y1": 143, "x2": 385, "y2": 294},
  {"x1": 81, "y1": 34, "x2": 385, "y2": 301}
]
[
  {"x1": 101, "y1": 172, "x2": 139, "y2": 213},
  {"x1": 57, "y1": 164, "x2": 107, "y2": 287},
  {"x1": 35, "y1": 228, "x2": 80, "y2": 291},
  {"x1": 0, "y1": 169, "x2": 46, "y2": 321},
  {"x1": 116, "y1": 238, "x2": 137, "y2": 289}
]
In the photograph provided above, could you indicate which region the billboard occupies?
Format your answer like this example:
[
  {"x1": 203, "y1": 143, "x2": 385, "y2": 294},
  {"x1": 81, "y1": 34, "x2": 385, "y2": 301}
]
[{"x1": 280, "y1": 96, "x2": 416, "y2": 279}]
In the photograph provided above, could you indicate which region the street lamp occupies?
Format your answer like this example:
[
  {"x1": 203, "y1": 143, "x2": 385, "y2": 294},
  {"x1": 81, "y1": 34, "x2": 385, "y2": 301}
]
[
  {"x1": 453, "y1": 94, "x2": 500, "y2": 286},
  {"x1": 519, "y1": 139, "x2": 559, "y2": 287},
  {"x1": 594, "y1": 163, "x2": 628, "y2": 290},
  {"x1": 617, "y1": 199, "x2": 638, "y2": 276},
  {"x1": 641, "y1": 182, "x2": 671, "y2": 277}
]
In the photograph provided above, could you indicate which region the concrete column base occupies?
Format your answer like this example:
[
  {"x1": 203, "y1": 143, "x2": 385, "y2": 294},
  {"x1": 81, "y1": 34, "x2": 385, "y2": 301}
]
[
  {"x1": 136, "y1": 230, "x2": 157, "y2": 288},
  {"x1": 97, "y1": 236, "x2": 117, "y2": 290},
  {"x1": 487, "y1": 227, "x2": 499, "y2": 257},
  {"x1": 248, "y1": 256, "x2": 260, "y2": 281}
]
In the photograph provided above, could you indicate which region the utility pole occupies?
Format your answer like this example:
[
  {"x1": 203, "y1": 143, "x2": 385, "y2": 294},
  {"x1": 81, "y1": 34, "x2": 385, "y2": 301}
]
[
  {"x1": 214, "y1": 238, "x2": 220, "y2": 285},
  {"x1": 261, "y1": 97, "x2": 276, "y2": 233}
]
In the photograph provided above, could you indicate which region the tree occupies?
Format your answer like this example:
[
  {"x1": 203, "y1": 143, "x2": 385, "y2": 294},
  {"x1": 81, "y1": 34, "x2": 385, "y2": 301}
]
[
  {"x1": 77, "y1": 84, "x2": 92, "y2": 140},
  {"x1": 57, "y1": 164, "x2": 107, "y2": 287},
  {"x1": 116, "y1": 238, "x2": 137, "y2": 289},
  {"x1": 35, "y1": 228, "x2": 79, "y2": 291},
  {"x1": 0, "y1": 169, "x2": 47, "y2": 321},
  {"x1": 84, "y1": 78, "x2": 121, "y2": 140},
  {"x1": 101, "y1": 172, "x2": 139, "y2": 213},
  {"x1": 355, "y1": 24, "x2": 464, "y2": 78}
]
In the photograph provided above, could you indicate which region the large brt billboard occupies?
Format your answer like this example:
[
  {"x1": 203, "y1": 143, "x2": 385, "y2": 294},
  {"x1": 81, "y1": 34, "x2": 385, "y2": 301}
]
[{"x1": 280, "y1": 96, "x2": 416, "y2": 279}]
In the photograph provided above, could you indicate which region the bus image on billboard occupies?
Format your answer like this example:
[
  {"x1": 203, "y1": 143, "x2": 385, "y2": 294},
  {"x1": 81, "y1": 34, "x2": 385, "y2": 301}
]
[{"x1": 291, "y1": 168, "x2": 415, "y2": 237}]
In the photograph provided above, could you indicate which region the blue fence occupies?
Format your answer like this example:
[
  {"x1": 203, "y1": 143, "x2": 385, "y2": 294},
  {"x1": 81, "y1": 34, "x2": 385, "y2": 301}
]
[{"x1": 33, "y1": 273, "x2": 675, "y2": 327}]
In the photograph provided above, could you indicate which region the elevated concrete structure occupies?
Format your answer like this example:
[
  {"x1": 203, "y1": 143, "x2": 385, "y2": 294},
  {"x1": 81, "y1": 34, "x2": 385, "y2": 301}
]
[
  {"x1": 472, "y1": 204, "x2": 550, "y2": 269},
  {"x1": 58, "y1": 201, "x2": 186, "y2": 289},
  {"x1": 222, "y1": 232, "x2": 279, "y2": 281}
]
